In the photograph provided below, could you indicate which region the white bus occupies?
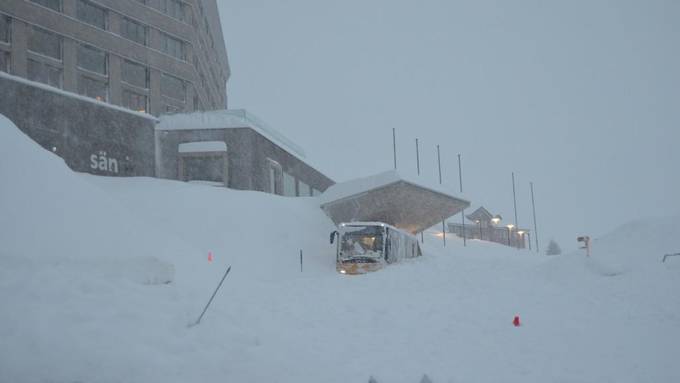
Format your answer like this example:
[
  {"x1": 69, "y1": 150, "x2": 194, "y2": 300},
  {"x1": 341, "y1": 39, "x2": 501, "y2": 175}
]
[{"x1": 330, "y1": 222, "x2": 422, "y2": 274}]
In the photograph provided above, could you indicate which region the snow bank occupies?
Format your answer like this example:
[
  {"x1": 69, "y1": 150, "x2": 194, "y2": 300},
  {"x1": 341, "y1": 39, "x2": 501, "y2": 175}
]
[
  {"x1": 541, "y1": 214, "x2": 680, "y2": 278},
  {"x1": 1, "y1": 113, "x2": 679, "y2": 383}
]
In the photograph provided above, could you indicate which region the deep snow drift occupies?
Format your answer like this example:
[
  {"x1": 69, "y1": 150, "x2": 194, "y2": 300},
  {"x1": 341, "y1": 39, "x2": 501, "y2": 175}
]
[{"x1": 1, "y1": 114, "x2": 679, "y2": 383}]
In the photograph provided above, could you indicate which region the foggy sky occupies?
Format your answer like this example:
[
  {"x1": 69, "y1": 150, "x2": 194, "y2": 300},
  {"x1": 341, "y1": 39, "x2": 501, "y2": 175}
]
[{"x1": 218, "y1": 0, "x2": 680, "y2": 252}]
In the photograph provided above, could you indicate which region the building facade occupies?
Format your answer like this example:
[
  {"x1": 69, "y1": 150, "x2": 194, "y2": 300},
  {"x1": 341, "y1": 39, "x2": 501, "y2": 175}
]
[
  {"x1": 448, "y1": 206, "x2": 530, "y2": 249},
  {"x1": 0, "y1": 0, "x2": 229, "y2": 116},
  {"x1": 156, "y1": 110, "x2": 335, "y2": 195}
]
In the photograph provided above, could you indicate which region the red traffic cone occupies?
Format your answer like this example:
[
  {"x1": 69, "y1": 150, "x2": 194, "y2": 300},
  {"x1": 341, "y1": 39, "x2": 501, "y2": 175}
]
[
  {"x1": 208, "y1": 252, "x2": 213, "y2": 262},
  {"x1": 513, "y1": 315, "x2": 521, "y2": 327}
]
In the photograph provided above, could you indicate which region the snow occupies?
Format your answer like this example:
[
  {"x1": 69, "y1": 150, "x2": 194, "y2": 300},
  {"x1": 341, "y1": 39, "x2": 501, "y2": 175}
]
[
  {"x1": 178, "y1": 141, "x2": 228, "y2": 153},
  {"x1": 319, "y1": 169, "x2": 469, "y2": 205},
  {"x1": 1, "y1": 113, "x2": 680, "y2": 382}
]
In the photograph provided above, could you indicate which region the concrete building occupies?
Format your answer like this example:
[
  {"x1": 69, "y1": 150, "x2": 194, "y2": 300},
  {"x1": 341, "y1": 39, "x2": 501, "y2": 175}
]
[
  {"x1": 156, "y1": 109, "x2": 334, "y2": 195},
  {"x1": 0, "y1": 1, "x2": 334, "y2": 195},
  {"x1": 0, "y1": 0, "x2": 229, "y2": 116}
]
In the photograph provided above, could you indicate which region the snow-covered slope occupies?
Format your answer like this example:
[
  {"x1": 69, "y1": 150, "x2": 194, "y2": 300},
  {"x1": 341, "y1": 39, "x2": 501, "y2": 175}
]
[{"x1": 1, "y1": 114, "x2": 679, "y2": 383}]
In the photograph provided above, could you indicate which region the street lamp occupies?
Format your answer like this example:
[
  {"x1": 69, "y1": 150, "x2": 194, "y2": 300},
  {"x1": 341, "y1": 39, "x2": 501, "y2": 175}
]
[
  {"x1": 476, "y1": 219, "x2": 482, "y2": 240},
  {"x1": 506, "y1": 224, "x2": 514, "y2": 246},
  {"x1": 491, "y1": 215, "x2": 502, "y2": 225},
  {"x1": 517, "y1": 230, "x2": 526, "y2": 249}
]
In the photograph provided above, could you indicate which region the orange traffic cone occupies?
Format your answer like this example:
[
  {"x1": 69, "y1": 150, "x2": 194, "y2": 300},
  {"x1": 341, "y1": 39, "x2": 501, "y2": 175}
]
[{"x1": 513, "y1": 315, "x2": 521, "y2": 327}]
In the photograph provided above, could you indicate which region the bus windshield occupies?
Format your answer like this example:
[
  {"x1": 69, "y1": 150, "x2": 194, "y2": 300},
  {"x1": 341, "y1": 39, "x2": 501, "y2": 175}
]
[{"x1": 339, "y1": 226, "x2": 384, "y2": 260}]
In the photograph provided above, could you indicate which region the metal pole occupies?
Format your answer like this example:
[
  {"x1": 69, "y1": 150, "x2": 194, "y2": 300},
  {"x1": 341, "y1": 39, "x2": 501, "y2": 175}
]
[
  {"x1": 300, "y1": 249, "x2": 303, "y2": 272},
  {"x1": 392, "y1": 128, "x2": 397, "y2": 170},
  {"x1": 437, "y1": 145, "x2": 442, "y2": 184},
  {"x1": 458, "y1": 154, "x2": 466, "y2": 247},
  {"x1": 507, "y1": 228, "x2": 511, "y2": 246},
  {"x1": 512, "y1": 172, "x2": 519, "y2": 249},
  {"x1": 530, "y1": 182, "x2": 539, "y2": 253},
  {"x1": 416, "y1": 138, "x2": 420, "y2": 176},
  {"x1": 479, "y1": 221, "x2": 482, "y2": 240},
  {"x1": 442, "y1": 219, "x2": 446, "y2": 247},
  {"x1": 191, "y1": 265, "x2": 232, "y2": 327}
]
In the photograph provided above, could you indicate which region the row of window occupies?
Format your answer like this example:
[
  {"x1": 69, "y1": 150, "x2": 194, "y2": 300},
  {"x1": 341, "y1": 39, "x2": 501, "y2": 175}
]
[
  {"x1": 25, "y1": 0, "x2": 223, "y2": 110},
  {"x1": 31, "y1": 0, "x2": 186, "y2": 23},
  {"x1": 30, "y1": 0, "x2": 188, "y2": 61},
  {"x1": 267, "y1": 159, "x2": 321, "y2": 197},
  {"x1": 23, "y1": 23, "x2": 186, "y2": 112},
  {"x1": 135, "y1": 0, "x2": 187, "y2": 23}
]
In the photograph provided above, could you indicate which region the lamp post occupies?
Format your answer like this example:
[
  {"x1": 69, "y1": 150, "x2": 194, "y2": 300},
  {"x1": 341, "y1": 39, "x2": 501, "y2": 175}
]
[
  {"x1": 476, "y1": 220, "x2": 482, "y2": 240},
  {"x1": 491, "y1": 215, "x2": 501, "y2": 243},
  {"x1": 517, "y1": 230, "x2": 525, "y2": 249},
  {"x1": 506, "y1": 224, "x2": 515, "y2": 246}
]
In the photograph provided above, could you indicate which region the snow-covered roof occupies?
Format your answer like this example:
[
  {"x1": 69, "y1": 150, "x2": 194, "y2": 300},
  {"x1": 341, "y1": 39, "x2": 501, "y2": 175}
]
[
  {"x1": 320, "y1": 170, "x2": 470, "y2": 233},
  {"x1": 319, "y1": 170, "x2": 468, "y2": 205},
  {"x1": 178, "y1": 141, "x2": 227, "y2": 153},
  {"x1": 0, "y1": 71, "x2": 158, "y2": 121},
  {"x1": 157, "y1": 109, "x2": 306, "y2": 159}
]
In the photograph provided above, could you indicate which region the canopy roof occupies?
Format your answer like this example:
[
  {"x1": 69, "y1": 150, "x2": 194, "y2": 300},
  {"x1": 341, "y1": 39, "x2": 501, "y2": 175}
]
[{"x1": 320, "y1": 171, "x2": 470, "y2": 234}]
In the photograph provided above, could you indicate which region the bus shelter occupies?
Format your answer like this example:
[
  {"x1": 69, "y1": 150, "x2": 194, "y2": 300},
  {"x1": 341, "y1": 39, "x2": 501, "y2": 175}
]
[{"x1": 320, "y1": 171, "x2": 470, "y2": 234}]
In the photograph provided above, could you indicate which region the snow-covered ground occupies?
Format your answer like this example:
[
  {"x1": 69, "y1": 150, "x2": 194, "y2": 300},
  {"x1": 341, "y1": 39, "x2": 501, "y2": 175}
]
[{"x1": 1, "y1": 114, "x2": 679, "y2": 383}]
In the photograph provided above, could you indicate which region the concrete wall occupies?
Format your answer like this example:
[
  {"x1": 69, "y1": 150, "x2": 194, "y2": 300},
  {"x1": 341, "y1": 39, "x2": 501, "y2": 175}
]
[
  {"x1": 0, "y1": 75, "x2": 156, "y2": 177},
  {"x1": 156, "y1": 127, "x2": 334, "y2": 194}
]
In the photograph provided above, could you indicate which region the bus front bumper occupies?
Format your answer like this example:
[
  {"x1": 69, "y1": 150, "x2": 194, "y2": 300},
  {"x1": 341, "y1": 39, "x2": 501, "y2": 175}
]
[{"x1": 337, "y1": 262, "x2": 382, "y2": 275}]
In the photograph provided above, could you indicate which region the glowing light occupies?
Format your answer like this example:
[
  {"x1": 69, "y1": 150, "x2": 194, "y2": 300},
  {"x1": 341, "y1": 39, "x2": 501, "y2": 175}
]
[
  {"x1": 491, "y1": 215, "x2": 502, "y2": 225},
  {"x1": 517, "y1": 230, "x2": 526, "y2": 235},
  {"x1": 340, "y1": 269, "x2": 346, "y2": 274},
  {"x1": 506, "y1": 224, "x2": 515, "y2": 230}
]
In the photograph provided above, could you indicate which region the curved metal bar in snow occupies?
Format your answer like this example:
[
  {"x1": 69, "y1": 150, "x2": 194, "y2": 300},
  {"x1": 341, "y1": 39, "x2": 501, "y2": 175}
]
[{"x1": 662, "y1": 253, "x2": 680, "y2": 263}]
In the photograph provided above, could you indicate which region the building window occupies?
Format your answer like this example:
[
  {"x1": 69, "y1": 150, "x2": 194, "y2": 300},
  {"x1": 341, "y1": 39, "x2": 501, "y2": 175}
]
[
  {"x1": 78, "y1": 75, "x2": 108, "y2": 101},
  {"x1": 30, "y1": 0, "x2": 62, "y2": 12},
  {"x1": 283, "y1": 172, "x2": 296, "y2": 197},
  {"x1": 0, "y1": 16, "x2": 10, "y2": 43},
  {"x1": 160, "y1": 32, "x2": 185, "y2": 60},
  {"x1": 121, "y1": 60, "x2": 148, "y2": 88},
  {"x1": 28, "y1": 27, "x2": 62, "y2": 60},
  {"x1": 298, "y1": 181, "x2": 310, "y2": 197},
  {"x1": 161, "y1": 73, "x2": 185, "y2": 101},
  {"x1": 27, "y1": 59, "x2": 62, "y2": 88},
  {"x1": 0, "y1": 51, "x2": 10, "y2": 73},
  {"x1": 77, "y1": 44, "x2": 107, "y2": 75},
  {"x1": 158, "y1": 0, "x2": 184, "y2": 22},
  {"x1": 164, "y1": 104, "x2": 181, "y2": 114},
  {"x1": 77, "y1": 0, "x2": 107, "y2": 30},
  {"x1": 122, "y1": 89, "x2": 148, "y2": 113},
  {"x1": 120, "y1": 17, "x2": 147, "y2": 45},
  {"x1": 267, "y1": 159, "x2": 282, "y2": 195},
  {"x1": 180, "y1": 155, "x2": 226, "y2": 184}
]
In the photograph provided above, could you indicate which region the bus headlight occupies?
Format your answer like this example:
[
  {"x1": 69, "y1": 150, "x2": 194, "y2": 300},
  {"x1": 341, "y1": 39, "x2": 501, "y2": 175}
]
[{"x1": 340, "y1": 269, "x2": 346, "y2": 274}]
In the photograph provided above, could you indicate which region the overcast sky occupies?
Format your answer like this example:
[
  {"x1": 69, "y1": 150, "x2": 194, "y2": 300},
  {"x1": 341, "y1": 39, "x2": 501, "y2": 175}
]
[{"x1": 218, "y1": 0, "x2": 680, "y2": 252}]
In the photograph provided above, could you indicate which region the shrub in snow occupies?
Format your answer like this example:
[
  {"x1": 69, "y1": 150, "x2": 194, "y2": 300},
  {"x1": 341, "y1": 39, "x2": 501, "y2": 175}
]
[{"x1": 546, "y1": 239, "x2": 562, "y2": 255}]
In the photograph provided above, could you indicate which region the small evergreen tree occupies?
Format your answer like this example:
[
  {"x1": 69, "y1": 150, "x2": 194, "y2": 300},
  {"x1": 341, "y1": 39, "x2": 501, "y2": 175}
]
[{"x1": 546, "y1": 239, "x2": 562, "y2": 255}]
